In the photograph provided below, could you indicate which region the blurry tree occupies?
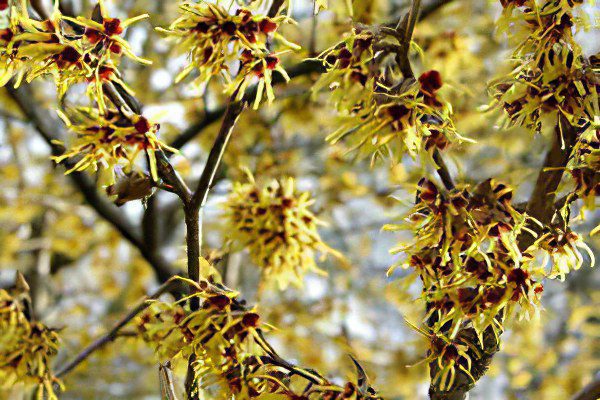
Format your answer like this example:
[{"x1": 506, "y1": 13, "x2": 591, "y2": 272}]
[{"x1": 0, "y1": 0, "x2": 598, "y2": 399}]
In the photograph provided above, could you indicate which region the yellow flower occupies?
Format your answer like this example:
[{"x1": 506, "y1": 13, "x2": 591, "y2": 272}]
[
  {"x1": 157, "y1": 1, "x2": 298, "y2": 106},
  {"x1": 53, "y1": 107, "x2": 175, "y2": 183},
  {"x1": 231, "y1": 49, "x2": 291, "y2": 109},
  {"x1": 387, "y1": 176, "x2": 595, "y2": 388},
  {"x1": 0, "y1": 284, "x2": 61, "y2": 399},
  {"x1": 61, "y1": 0, "x2": 150, "y2": 65},
  {"x1": 314, "y1": 29, "x2": 468, "y2": 163},
  {"x1": 137, "y1": 274, "x2": 266, "y2": 398},
  {"x1": 0, "y1": 0, "x2": 149, "y2": 113},
  {"x1": 137, "y1": 271, "x2": 373, "y2": 398},
  {"x1": 491, "y1": 0, "x2": 597, "y2": 133},
  {"x1": 223, "y1": 173, "x2": 340, "y2": 289}
]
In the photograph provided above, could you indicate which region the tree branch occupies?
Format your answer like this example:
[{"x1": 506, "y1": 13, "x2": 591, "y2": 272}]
[
  {"x1": 519, "y1": 117, "x2": 579, "y2": 250},
  {"x1": 191, "y1": 98, "x2": 246, "y2": 210},
  {"x1": 183, "y1": 92, "x2": 245, "y2": 400},
  {"x1": 420, "y1": 0, "x2": 454, "y2": 21},
  {"x1": 385, "y1": 0, "x2": 455, "y2": 28},
  {"x1": 392, "y1": 0, "x2": 455, "y2": 190},
  {"x1": 184, "y1": 95, "x2": 245, "y2": 316},
  {"x1": 433, "y1": 148, "x2": 455, "y2": 190},
  {"x1": 55, "y1": 277, "x2": 179, "y2": 378},
  {"x1": 267, "y1": 0, "x2": 286, "y2": 17}
]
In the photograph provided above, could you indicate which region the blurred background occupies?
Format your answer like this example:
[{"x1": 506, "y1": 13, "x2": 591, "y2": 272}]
[{"x1": 0, "y1": 0, "x2": 598, "y2": 398}]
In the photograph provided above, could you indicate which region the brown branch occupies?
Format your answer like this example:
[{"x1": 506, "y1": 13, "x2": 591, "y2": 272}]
[
  {"x1": 104, "y1": 84, "x2": 194, "y2": 267},
  {"x1": 385, "y1": 0, "x2": 455, "y2": 27},
  {"x1": 393, "y1": 0, "x2": 455, "y2": 190},
  {"x1": 55, "y1": 278, "x2": 179, "y2": 378},
  {"x1": 184, "y1": 94, "x2": 245, "y2": 323},
  {"x1": 181, "y1": 92, "x2": 245, "y2": 400},
  {"x1": 191, "y1": 97, "x2": 246, "y2": 210},
  {"x1": 433, "y1": 148, "x2": 455, "y2": 190},
  {"x1": 519, "y1": 117, "x2": 579, "y2": 250},
  {"x1": 420, "y1": 0, "x2": 454, "y2": 20},
  {"x1": 142, "y1": 195, "x2": 159, "y2": 250},
  {"x1": 403, "y1": 0, "x2": 421, "y2": 49},
  {"x1": 268, "y1": 0, "x2": 286, "y2": 17},
  {"x1": 156, "y1": 150, "x2": 192, "y2": 203},
  {"x1": 30, "y1": 0, "x2": 50, "y2": 19}
]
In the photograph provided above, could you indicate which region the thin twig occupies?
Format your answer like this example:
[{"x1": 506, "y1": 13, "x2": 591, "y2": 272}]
[
  {"x1": 183, "y1": 94, "x2": 245, "y2": 322},
  {"x1": 432, "y1": 149, "x2": 455, "y2": 190},
  {"x1": 267, "y1": 0, "x2": 285, "y2": 17},
  {"x1": 396, "y1": 0, "x2": 421, "y2": 78},
  {"x1": 393, "y1": 0, "x2": 455, "y2": 190},
  {"x1": 55, "y1": 278, "x2": 179, "y2": 378},
  {"x1": 30, "y1": 0, "x2": 50, "y2": 19},
  {"x1": 142, "y1": 195, "x2": 159, "y2": 250},
  {"x1": 156, "y1": 150, "x2": 192, "y2": 203},
  {"x1": 384, "y1": 0, "x2": 455, "y2": 28},
  {"x1": 191, "y1": 97, "x2": 246, "y2": 210}
]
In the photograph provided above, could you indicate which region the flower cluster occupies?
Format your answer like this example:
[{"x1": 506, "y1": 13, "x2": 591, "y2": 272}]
[
  {"x1": 0, "y1": 0, "x2": 149, "y2": 111},
  {"x1": 137, "y1": 272, "x2": 380, "y2": 399},
  {"x1": 158, "y1": 1, "x2": 298, "y2": 108},
  {"x1": 314, "y1": 28, "x2": 466, "y2": 163},
  {"x1": 491, "y1": 0, "x2": 598, "y2": 133},
  {"x1": 0, "y1": 1, "x2": 170, "y2": 187},
  {"x1": 0, "y1": 283, "x2": 61, "y2": 399},
  {"x1": 223, "y1": 173, "x2": 340, "y2": 289},
  {"x1": 53, "y1": 107, "x2": 175, "y2": 183},
  {"x1": 385, "y1": 178, "x2": 593, "y2": 390},
  {"x1": 138, "y1": 285, "x2": 267, "y2": 397}
]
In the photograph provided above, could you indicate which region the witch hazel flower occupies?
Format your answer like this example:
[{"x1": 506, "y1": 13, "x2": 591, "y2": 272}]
[
  {"x1": 314, "y1": 28, "x2": 469, "y2": 163},
  {"x1": 158, "y1": 1, "x2": 299, "y2": 107},
  {"x1": 223, "y1": 171, "x2": 342, "y2": 289},
  {"x1": 53, "y1": 107, "x2": 175, "y2": 184},
  {"x1": 0, "y1": 0, "x2": 150, "y2": 113}
]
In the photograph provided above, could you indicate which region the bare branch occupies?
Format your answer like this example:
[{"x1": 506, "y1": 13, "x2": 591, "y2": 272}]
[
  {"x1": 519, "y1": 117, "x2": 579, "y2": 250},
  {"x1": 433, "y1": 148, "x2": 455, "y2": 190},
  {"x1": 420, "y1": 0, "x2": 454, "y2": 20},
  {"x1": 385, "y1": 0, "x2": 455, "y2": 28},
  {"x1": 191, "y1": 98, "x2": 246, "y2": 210},
  {"x1": 267, "y1": 0, "x2": 286, "y2": 17},
  {"x1": 55, "y1": 278, "x2": 180, "y2": 378},
  {"x1": 156, "y1": 150, "x2": 193, "y2": 203}
]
